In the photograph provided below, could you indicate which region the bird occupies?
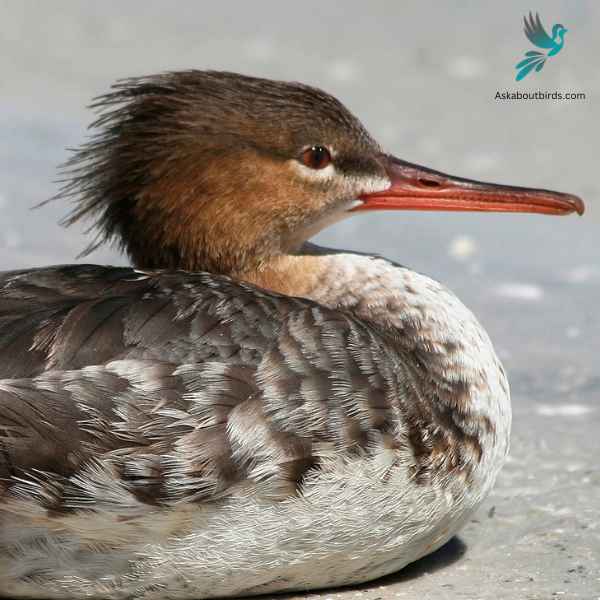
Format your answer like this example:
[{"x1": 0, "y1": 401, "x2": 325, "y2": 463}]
[
  {"x1": 0, "y1": 71, "x2": 584, "y2": 599},
  {"x1": 515, "y1": 12, "x2": 569, "y2": 81}
]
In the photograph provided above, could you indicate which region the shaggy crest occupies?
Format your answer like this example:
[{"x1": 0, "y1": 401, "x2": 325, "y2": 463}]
[{"x1": 52, "y1": 70, "x2": 380, "y2": 268}]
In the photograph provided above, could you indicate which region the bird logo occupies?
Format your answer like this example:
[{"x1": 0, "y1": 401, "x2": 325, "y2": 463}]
[{"x1": 515, "y1": 12, "x2": 568, "y2": 81}]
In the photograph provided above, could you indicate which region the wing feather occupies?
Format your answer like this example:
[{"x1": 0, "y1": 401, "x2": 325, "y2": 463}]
[
  {"x1": 0, "y1": 266, "x2": 405, "y2": 514},
  {"x1": 524, "y1": 11, "x2": 555, "y2": 49}
]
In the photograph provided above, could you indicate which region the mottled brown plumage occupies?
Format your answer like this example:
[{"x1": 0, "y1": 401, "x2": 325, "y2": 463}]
[{"x1": 0, "y1": 263, "x2": 487, "y2": 503}]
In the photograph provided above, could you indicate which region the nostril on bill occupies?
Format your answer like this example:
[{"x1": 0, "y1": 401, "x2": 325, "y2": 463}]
[{"x1": 418, "y1": 178, "x2": 441, "y2": 188}]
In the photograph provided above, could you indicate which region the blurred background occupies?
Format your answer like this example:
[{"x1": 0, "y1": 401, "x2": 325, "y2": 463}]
[{"x1": 1, "y1": 1, "x2": 599, "y2": 598}]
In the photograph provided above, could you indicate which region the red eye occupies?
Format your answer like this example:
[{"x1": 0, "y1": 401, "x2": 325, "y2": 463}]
[{"x1": 301, "y1": 145, "x2": 332, "y2": 170}]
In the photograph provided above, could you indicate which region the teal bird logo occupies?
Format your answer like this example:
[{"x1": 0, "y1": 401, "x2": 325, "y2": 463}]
[{"x1": 515, "y1": 12, "x2": 568, "y2": 81}]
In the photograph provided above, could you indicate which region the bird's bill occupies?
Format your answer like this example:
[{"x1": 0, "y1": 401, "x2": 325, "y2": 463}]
[{"x1": 355, "y1": 154, "x2": 584, "y2": 216}]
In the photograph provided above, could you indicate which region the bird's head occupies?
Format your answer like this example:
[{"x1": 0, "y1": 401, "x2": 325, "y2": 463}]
[
  {"x1": 59, "y1": 70, "x2": 584, "y2": 277},
  {"x1": 552, "y1": 24, "x2": 568, "y2": 40}
]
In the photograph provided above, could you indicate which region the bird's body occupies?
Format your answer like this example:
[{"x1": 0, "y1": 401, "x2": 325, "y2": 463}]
[
  {"x1": 0, "y1": 71, "x2": 582, "y2": 598},
  {"x1": 0, "y1": 256, "x2": 509, "y2": 598}
]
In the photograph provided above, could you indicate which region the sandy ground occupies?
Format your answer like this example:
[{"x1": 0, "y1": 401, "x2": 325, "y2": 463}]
[{"x1": 1, "y1": 1, "x2": 599, "y2": 598}]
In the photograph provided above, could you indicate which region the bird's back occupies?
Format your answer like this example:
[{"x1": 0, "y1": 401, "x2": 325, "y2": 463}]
[{"x1": 0, "y1": 265, "x2": 288, "y2": 377}]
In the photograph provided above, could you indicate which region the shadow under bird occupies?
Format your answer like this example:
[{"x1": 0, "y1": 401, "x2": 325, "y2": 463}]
[{"x1": 0, "y1": 71, "x2": 584, "y2": 599}]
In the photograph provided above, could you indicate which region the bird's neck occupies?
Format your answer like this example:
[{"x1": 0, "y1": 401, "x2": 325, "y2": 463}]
[
  {"x1": 244, "y1": 247, "x2": 485, "y2": 353},
  {"x1": 244, "y1": 247, "x2": 511, "y2": 489},
  {"x1": 242, "y1": 247, "x2": 506, "y2": 394}
]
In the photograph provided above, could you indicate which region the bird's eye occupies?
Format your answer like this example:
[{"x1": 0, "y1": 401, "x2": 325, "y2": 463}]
[{"x1": 301, "y1": 146, "x2": 332, "y2": 170}]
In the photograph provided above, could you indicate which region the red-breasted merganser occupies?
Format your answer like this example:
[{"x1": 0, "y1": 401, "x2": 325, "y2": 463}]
[{"x1": 0, "y1": 71, "x2": 584, "y2": 599}]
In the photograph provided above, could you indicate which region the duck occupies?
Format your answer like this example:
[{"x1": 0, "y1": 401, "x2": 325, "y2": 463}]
[{"x1": 0, "y1": 70, "x2": 584, "y2": 599}]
